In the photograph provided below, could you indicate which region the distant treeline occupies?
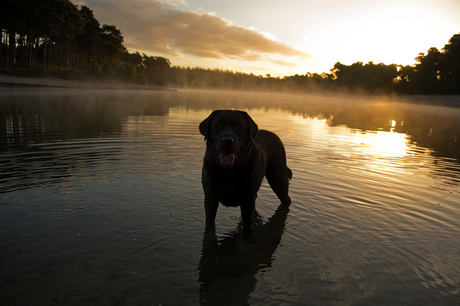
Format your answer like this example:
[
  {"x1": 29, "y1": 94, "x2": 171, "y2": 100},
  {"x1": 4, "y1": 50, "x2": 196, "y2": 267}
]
[
  {"x1": 0, "y1": 0, "x2": 171, "y2": 85},
  {"x1": 1, "y1": 0, "x2": 459, "y2": 94},
  {"x1": 168, "y1": 34, "x2": 460, "y2": 95}
]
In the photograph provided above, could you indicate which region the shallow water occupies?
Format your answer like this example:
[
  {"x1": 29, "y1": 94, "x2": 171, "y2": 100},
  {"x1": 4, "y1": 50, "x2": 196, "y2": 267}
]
[{"x1": 1, "y1": 89, "x2": 459, "y2": 305}]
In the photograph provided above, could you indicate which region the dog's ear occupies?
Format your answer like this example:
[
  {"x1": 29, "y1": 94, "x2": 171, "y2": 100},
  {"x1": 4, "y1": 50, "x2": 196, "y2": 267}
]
[
  {"x1": 199, "y1": 110, "x2": 220, "y2": 140},
  {"x1": 239, "y1": 111, "x2": 258, "y2": 139}
]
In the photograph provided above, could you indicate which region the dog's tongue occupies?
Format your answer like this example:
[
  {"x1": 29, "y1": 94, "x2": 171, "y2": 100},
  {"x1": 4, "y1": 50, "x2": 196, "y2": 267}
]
[{"x1": 219, "y1": 153, "x2": 234, "y2": 167}]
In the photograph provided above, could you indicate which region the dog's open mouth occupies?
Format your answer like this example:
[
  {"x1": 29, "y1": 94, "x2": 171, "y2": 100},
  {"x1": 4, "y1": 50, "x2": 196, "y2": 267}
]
[{"x1": 219, "y1": 152, "x2": 237, "y2": 168}]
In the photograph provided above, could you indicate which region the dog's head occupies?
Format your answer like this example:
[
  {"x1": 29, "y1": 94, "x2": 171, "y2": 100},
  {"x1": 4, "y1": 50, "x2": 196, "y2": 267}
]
[{"x1": 199, "y1": 110, "x2": 258, "y2": 168}]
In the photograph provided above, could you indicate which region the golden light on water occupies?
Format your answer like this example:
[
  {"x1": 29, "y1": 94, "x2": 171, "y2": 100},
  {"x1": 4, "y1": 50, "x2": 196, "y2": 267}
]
[
  {"x1": 288, "y1": 113, "x2": 413, "y2": 159},
  {"x1": 350, "y1": 130, "x2": 410, "y2": 158}
]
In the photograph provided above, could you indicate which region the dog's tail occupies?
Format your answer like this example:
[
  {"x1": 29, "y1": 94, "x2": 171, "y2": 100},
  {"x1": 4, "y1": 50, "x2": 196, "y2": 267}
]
[{"x1": 287, "y1": 167, "x2": 293, "y2": 181}]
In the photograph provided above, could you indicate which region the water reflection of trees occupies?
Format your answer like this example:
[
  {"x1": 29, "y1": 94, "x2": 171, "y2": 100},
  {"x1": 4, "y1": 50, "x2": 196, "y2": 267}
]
[
  {"x1": 176, "y1": 90, "x2": 460, "y2": 162},
  {"x1": 0, "y1": 91, "x2": 170, "y2": 149},
  {"x1": 302, "y1": 101, "x2": 460, "y2": 161},
  {"x1": 1, "y1": 89, "x2": 459, "y2": 164},
  {"x1": 0, "y1": 91, "x2": 171, "y2": 193}
]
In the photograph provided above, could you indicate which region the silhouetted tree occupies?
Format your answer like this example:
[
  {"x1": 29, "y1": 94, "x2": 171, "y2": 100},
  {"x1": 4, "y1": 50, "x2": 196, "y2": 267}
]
[
  {"x1": 51, "y1": 0, "x2": 83, "y2": 71},
  {"x1": 75, "y1": 5, "x2": 101, "y2": 74},
  {"x1": 0, "y1": 0, "x2": 28, "y2": 67},
  {"x1": 440, "y1": 33, "x2": 460, "y2": 94},
  {"x1": 122, "y1": 51, "x2": 142, "y2": 66},
  {"x1": 97, "y1": 24, "x2": 125, "y2": 75},
  {"x1": 117, "y1": 51, "x2": 142, "y2": 82},
  {"x1": 396, "y1": 65, "x2": 417, "y2": 94},
  {"x1": 331, "y1": 61, "x2": 397, "y2": 93},
  {"x1": 414, "y1": 47, "x2": 441, "y2": 94},
  {"x1": 141, "y1": 54, "x2": 171, "y2": 85}
]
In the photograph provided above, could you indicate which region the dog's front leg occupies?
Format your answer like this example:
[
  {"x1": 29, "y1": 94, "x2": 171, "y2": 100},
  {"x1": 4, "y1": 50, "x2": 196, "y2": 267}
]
[
  {"x1": 240, "y1": 199, "x2": 255, "y2": 232},
  {"x1": 204, "y1": 196, "x2": 219, "y2": 231}
]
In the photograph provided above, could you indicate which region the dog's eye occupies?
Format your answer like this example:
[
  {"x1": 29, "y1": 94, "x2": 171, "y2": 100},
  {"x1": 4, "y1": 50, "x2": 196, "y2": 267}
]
[{"x1": 215, "y1": 124, "x2": 223, "y2": 129}]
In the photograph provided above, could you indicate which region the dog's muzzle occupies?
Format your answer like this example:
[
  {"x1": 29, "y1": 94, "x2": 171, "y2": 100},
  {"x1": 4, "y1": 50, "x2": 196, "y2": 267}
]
[
  {"x1": 218, "y1": 152, "x2": 238, "y2": 168},
  {"x1": 217, "y1": 135, "x2": 238, "y2": 168}
]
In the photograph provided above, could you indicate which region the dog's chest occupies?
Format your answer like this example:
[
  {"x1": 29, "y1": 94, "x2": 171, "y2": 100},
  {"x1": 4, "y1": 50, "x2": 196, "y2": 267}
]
[
  {"x1": 211, "y1": 170, "x2": 260, "y2": 200},
  {"x1": 214, "y1": 170, "x2": 249, "y2": 190}
]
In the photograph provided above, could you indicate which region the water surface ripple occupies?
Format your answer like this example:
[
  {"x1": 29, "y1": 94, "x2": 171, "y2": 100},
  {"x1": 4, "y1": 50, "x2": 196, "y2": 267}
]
[{"x1": 0, "y1": 90, "x2": 459, "y2": 305}]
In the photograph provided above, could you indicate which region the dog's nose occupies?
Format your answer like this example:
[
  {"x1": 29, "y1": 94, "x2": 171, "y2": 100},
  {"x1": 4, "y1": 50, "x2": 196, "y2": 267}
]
[{"x1": 221, "y1": 137, "x2": 235, "y2": 146}]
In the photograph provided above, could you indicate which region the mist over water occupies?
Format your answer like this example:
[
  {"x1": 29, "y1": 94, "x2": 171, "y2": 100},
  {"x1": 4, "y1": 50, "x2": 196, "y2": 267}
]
[{"x1": 1, "y1": 89, "x2": 459, "y2": 305}]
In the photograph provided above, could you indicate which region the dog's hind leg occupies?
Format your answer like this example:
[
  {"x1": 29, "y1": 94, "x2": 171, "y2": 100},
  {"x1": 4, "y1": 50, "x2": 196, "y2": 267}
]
[{"x1": 266, "y1": 167, "x2": 292, "y2": 205}]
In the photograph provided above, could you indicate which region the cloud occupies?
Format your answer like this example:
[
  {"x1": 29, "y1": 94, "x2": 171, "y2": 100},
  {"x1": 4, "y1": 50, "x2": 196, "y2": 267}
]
[
  {"x1": 164, "y1": 0, "x2": 189, "y2": 7},
  {"x1": 80, "y1": 0, "x2": 312, "y2": 66}
]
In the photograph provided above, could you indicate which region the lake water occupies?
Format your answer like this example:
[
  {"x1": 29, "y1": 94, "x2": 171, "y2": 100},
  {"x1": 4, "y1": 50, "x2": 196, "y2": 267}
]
[{"x1": 1, "y1": 89, "x2": 459, "y2": 305}]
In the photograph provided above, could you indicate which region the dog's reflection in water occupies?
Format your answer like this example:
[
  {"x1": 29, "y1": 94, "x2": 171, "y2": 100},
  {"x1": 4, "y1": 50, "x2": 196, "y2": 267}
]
[{"x1": 198, "y1": 203, "x2": 290, "y2": 305}]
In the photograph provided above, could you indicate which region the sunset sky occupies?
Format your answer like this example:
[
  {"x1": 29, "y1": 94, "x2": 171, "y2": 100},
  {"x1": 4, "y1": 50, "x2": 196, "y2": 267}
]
[{"x1": 77, "y1": 0, "x2": 460, "y2": 77}]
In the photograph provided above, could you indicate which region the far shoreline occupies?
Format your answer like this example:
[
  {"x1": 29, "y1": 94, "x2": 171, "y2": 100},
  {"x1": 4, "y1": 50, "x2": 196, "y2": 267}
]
[
  {"x1": 1, "y1": 73, "x2": 459, "y2": 108},
  {"x1": 0, "y1": 73, "x2": 173, "y2": 91}
]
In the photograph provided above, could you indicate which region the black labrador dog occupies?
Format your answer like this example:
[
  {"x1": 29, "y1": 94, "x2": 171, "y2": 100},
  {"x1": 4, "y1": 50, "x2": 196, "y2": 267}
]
[{"x1": 199, "y1": 110, "x2": 292, "y2": 232}]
